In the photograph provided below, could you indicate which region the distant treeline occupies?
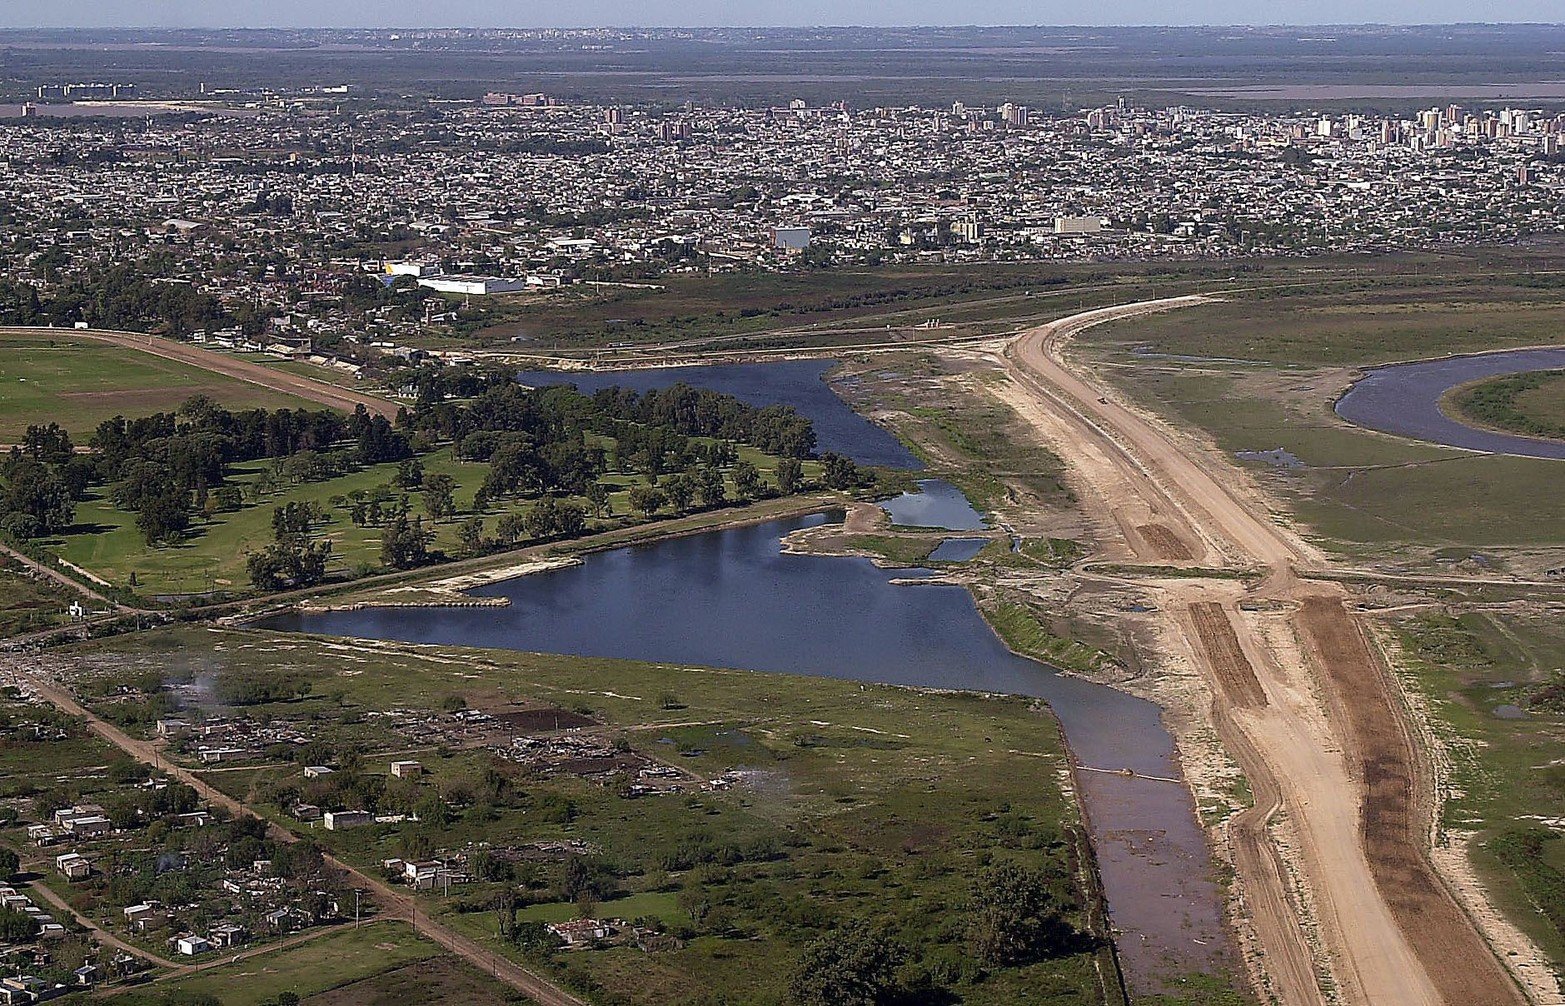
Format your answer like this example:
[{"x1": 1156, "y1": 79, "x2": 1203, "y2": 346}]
[{"x1": 0, "y1": 266, "x2": 225, "y2": 336}]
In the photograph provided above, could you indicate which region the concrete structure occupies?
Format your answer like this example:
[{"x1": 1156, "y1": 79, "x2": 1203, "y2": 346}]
[
  {"x1": 416, "y1": 275, "x2": 527, "y2": 296},
  {"x1": 323, "y1": 810, "x2": 373, "y2": 831}
]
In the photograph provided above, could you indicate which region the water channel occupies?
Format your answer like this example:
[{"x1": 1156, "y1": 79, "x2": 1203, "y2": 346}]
[
  {"x1": 1335, "y1": 347, "x2": 1565, "y2": 460},
  {"x1": 267, "y1": 361, "x2": 1235, "y2": 994}
]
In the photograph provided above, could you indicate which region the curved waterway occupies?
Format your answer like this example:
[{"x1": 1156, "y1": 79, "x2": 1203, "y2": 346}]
[{"x1": 1335, "y1": 347, "x2": 1565, "y2": 460}]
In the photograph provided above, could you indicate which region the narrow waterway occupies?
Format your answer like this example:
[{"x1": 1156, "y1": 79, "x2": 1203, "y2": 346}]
[
  {"x1": 267, "y1": 362, "x2": 1237, "y2": 995},
  {"x1": 1335, "y1": 347, "x2": 1565, "y2": 459}
]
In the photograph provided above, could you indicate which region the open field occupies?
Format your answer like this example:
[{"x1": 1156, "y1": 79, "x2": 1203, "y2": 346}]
[
  {"x1": 0, "y1": 332, "x2": 324, "y2": 441},
  {"x1": 111, "y1": 923, "x2": 443, "y2": 1005},
  {"x1": 57, "y1": 623, "x2": 1117, "y2": 1006},
  {"x1": 307, "y1": 954, "x2": 523, "y2": 1006},
  {"x1": 1450, "y1": 369, "x2": 1565, "y2": 441},
  {"x1": 0, "y1": 556, "x2": 79, "y2": 636}
]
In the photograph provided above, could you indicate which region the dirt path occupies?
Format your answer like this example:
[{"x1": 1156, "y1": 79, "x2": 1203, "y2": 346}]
[
  {"x1": 0, "y1": 327, "x2": 398, "y2": 418},
  {"x1": 3, "y1": 656, "x2": 584, "y2": 1006},
  {"x1": 998, "y1": 298, "x2": 1529, "y2": 1006}
]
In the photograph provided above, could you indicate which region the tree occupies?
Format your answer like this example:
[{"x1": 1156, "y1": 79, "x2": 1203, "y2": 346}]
[
  {"x1": 732, "y1": 460, "x2": 761, "y2": 499},
  {"x1": 820, "y1": 453, "x2": 867, "y2": 490},
  {"x1": 696, "y1": 467, "x2": 726, "y2": 508},
  {"x1": 0, "y1": 848, "x2": 17, "y2": 880},
  {"x1": 394, "y1": 457, "x2": 425, "y2": 490},
  {"x1": 662, "y1": 473, "x2": 695, "y2": 512},
  {"x1": 1, "y1": 460, "x2": 74, "y2": 536},
  {"x1": 627, "y1": 485, "x2": 665, "y2": 518},
  {"x1": 422, "y1": 473, "x2": 456, "y2": 523},
  {"x1": 787, "y1": 925, "x2": 906, "y2": 1006},
  {"x1": 136, "y1": 485, "x2": 191, "y2": 545},
  {"x1": 965, "y1": 861, "x2": 1077, "y2": 966},
  {"x1": 0, "y1": 908, "x2": 38, "y2": 944},
  {"x1": 380, "y1": 515, "x2": 432, "y2": 570},
  {"x1": 776, "y1": 458, "x2": 803, "y2": 494},
  {"x1": 458, "y1": 517, "x2": 485, "y2": 556}
]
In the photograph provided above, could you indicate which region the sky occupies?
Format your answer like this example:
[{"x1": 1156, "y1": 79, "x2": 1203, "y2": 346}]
[{"x1": 0, "y1": 1, "x2": 1560, "y2": 29}]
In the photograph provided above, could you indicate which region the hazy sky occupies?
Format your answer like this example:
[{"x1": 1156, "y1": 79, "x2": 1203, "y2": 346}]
[{"x1": 0, "y1": 1, "x2": 1560, "y2": 29}]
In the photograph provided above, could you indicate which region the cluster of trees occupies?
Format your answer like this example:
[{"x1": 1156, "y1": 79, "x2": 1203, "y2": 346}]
[
  {"x1": 0, "y1": 266, "x2": 225, "y2": 336},
  {"x1": 590, "y1": 383, "x2": 816, "y2": 458},
  {"x1": 787, "y1": 863, "x2": 1083, "y2": 1006}
]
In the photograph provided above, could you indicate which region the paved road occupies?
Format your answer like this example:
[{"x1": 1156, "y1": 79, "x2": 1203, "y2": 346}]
[
  {"x1": 1002, "y1": 298, "x2": 1529, "y2": 1006},
  {"x1": 5, "y1": 656, "x2": 583, "y2": 1006}
]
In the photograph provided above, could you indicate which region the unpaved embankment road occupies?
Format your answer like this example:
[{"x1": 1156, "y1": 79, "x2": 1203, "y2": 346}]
[
  {"x1": 1000, "y1": 298, "x2": 1528, "y2": 1006},
  {"x1": 0, "y1": 326, "x2": 398, "y2": 418}
]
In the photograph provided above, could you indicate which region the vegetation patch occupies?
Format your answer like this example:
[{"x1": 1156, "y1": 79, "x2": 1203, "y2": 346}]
[{"x1": 1450, "y1": 369, "x2": 1565, "y2": 441}]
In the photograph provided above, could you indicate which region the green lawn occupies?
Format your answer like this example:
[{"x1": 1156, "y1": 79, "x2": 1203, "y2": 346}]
[
  {"x1": 50, "y1": 442, "x2": 810, "y2": 595},
  {"x1": 0, "y1": 333, "x2": 323, "y2": 441}
]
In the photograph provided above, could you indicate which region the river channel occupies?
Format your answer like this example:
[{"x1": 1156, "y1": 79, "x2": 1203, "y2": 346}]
[
  {"x1": 269, "y1": 361, "x2": 1236, "y2": 994},
  {"x1": 1335, "y1": 346, "x2": 1565, "y2": 460}
]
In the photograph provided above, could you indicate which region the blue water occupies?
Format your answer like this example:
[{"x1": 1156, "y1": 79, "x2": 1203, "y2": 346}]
[
  {"x1": 880, "y1": 479, "x2": 988, "y2": 530},
  {"x1": 1335, "y1": 348, "x2": 1565, "y2": 460},
  {"x1": 516, "y1": 359, "x2": 921, "y2": 469},
  {"x1": 928, "y1": 538, "x2": 991, "y2": 562}
]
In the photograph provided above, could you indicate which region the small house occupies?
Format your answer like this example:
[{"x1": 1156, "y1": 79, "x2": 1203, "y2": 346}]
[
  {"x1": 389, "y1": 760, "x2": 423, "y2": 779},
  {"x1": 323, "y1": 810, "x2": 372, "y2": 831},
  {"x1": 174, "y1": 936, "x2": 211, "y2": 957},
  {"x1": 54, "y1": 854, "x2": 89, "y2": 882}
]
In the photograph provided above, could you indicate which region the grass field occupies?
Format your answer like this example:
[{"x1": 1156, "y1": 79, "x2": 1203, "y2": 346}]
[
  {"x1": 64, "y1": 624, "x2": 1118, "y2": 1006},
  {"x1": 1450, "y1": 369, "x2": 1565, "y2": 441},
  {"x1": 1390, "y1": 610, "x2": 1565, "y2": 971},
  {"x1": 1094, "y1": 280, "x2": 1565, "y2": 366},
  {"x1": 306, "y1": 955, "x2": 523, "y2": 1005},
  {"x1": 0, "y1": 333, "x2": 323, "y2": 441},
  {"x1": 0, "y1": 558, "x2": 78, "y2": 637},
  {"x1": 111, "y1": 924, "x2": 443, "y2": 1005}
]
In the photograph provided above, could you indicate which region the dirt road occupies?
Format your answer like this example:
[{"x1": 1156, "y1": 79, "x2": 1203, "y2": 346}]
[
  {"x1": 0, "y1": 326, "x2": 398, "y2": 418},
  {"x1": 4, "y1": 656, "x2": 583, "y2": 1006},
  {"x1": 999, "y1": 298, "x2": 1528, "y2": 1006}
]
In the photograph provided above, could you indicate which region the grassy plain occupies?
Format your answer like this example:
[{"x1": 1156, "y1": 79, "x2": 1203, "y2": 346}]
[
  {"x1": 306, "y1": 955, "x2": 523, "y2": 1006},
  {"x1": 112, "y1": 924, "x2": 443, "y2": 1005},
  {"x1": 63, "y1": 624, "x2": 1116, "y2": 1006},
  {"x1": 0, "y1": 558, "x2": 79, "y2": 636},
  {"x1": 1450, "y1": 369, "x2": 1565, "y2": 441},
  {"x1": 0, "y1": 332, "x2": 322, "y2": 441}
]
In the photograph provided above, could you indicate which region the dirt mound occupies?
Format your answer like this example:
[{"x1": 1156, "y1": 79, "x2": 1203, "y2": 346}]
[{"x1": 1187, "y1": 602, "x2": 1268, "y2": 708}]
